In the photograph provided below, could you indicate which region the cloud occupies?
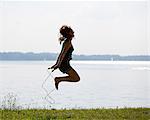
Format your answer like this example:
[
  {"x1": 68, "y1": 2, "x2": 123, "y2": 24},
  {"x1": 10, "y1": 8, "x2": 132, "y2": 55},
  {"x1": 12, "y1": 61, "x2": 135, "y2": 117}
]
[{"x1": 0, "y1": 1, "x2": 148, "y2": 55}]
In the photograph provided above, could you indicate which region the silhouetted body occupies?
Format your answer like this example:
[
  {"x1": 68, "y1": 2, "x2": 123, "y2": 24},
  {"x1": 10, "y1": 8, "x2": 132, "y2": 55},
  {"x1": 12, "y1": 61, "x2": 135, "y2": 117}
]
[
  {"x1": 49, "y1": 25, "x2": 80, "y2": 90},
  {"x1": 59, "y1": 43, "x2": 74, "y2": 73}
]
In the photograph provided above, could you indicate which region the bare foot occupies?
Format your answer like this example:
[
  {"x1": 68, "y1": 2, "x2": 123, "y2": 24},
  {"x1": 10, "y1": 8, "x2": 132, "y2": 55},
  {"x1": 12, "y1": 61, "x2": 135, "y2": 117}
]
[{"x1": 54, "y1": 78, "x2": 60, "y2": 90}]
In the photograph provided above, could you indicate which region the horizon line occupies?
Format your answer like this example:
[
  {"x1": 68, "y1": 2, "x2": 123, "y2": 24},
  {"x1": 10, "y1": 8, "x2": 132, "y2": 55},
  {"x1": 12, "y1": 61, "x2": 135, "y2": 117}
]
[{"x1": 0, "y1": 51, "x2": 149, "y2": 56}]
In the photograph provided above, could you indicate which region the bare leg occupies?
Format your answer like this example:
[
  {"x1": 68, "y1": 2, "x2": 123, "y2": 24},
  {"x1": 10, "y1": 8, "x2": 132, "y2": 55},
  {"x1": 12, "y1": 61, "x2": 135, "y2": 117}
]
[{"x1": 54, "y1": 68, "x2": 80, "y2": 90}]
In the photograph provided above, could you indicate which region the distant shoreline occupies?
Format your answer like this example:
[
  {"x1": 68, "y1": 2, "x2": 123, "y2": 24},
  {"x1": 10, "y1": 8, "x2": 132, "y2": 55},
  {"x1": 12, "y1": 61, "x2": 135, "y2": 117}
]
[{"x1": 0, "y1": 52, "x2": 150, "y2": 61}]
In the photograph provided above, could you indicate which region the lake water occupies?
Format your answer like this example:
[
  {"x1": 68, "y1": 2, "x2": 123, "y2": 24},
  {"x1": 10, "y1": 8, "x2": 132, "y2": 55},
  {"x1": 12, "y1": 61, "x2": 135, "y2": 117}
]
[{"x1": 0, "y1": 61, "x2": 150, "y2": 109}]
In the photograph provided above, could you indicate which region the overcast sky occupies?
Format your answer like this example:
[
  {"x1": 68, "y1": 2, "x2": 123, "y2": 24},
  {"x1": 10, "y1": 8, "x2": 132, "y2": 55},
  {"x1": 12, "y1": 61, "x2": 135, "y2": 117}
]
[{"x1": 0, "y1": 0, "x2": 149, "y2": 55}]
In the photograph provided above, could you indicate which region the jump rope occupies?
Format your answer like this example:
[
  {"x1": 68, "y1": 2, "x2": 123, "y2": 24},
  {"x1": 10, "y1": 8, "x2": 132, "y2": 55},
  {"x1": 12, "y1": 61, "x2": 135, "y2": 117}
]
[
  {"x1": 1, "y1": 67, "x2": 56, "y2": 109},
  {"x1": 41, "y1": 68, "x2": 56, "y2": 104}
]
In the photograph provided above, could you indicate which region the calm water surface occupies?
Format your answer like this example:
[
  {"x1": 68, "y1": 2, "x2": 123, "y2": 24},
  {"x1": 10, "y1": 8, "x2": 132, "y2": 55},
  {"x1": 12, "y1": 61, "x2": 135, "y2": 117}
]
[{"x1": 0, "y1": 61, "x2": 150, "y2": 109}]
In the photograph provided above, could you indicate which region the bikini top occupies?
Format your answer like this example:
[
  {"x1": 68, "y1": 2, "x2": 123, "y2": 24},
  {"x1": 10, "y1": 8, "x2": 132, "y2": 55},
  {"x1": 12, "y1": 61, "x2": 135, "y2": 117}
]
[{"x1": 63, "y1": 43, "x2": 74, "y2": 61}]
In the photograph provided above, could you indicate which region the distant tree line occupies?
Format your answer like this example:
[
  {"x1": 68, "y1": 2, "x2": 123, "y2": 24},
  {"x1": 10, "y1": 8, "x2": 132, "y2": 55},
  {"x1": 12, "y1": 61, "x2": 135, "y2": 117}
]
[{"x1": 0, "y1": 52, "x2": 150, "y2": 61}]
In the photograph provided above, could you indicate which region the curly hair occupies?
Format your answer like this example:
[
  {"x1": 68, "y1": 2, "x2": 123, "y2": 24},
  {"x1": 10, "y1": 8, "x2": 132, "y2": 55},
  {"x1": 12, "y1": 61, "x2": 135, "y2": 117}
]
[{"x1": 59, "y1": 25, "x2": 74, "y2": 44}]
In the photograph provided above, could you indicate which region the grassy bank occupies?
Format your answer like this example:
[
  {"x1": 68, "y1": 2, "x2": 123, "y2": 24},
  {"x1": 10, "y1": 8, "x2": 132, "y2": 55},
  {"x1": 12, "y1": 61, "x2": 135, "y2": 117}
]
[{"x1": 0, "y1": 108, "x2": 149, "y2": 120}]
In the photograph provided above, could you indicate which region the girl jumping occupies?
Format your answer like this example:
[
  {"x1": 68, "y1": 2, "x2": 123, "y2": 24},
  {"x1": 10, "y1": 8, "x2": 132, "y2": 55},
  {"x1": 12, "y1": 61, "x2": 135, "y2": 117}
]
[{"x1": 49, "y1": 25, "x2": 80, "y2": 90}]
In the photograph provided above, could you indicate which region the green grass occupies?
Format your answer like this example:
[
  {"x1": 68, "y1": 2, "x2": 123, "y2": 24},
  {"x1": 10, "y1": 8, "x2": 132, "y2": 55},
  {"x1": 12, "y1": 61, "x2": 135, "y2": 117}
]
[{"x1": 0, "y1": 108, "x2": 149, "y2": 120}]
